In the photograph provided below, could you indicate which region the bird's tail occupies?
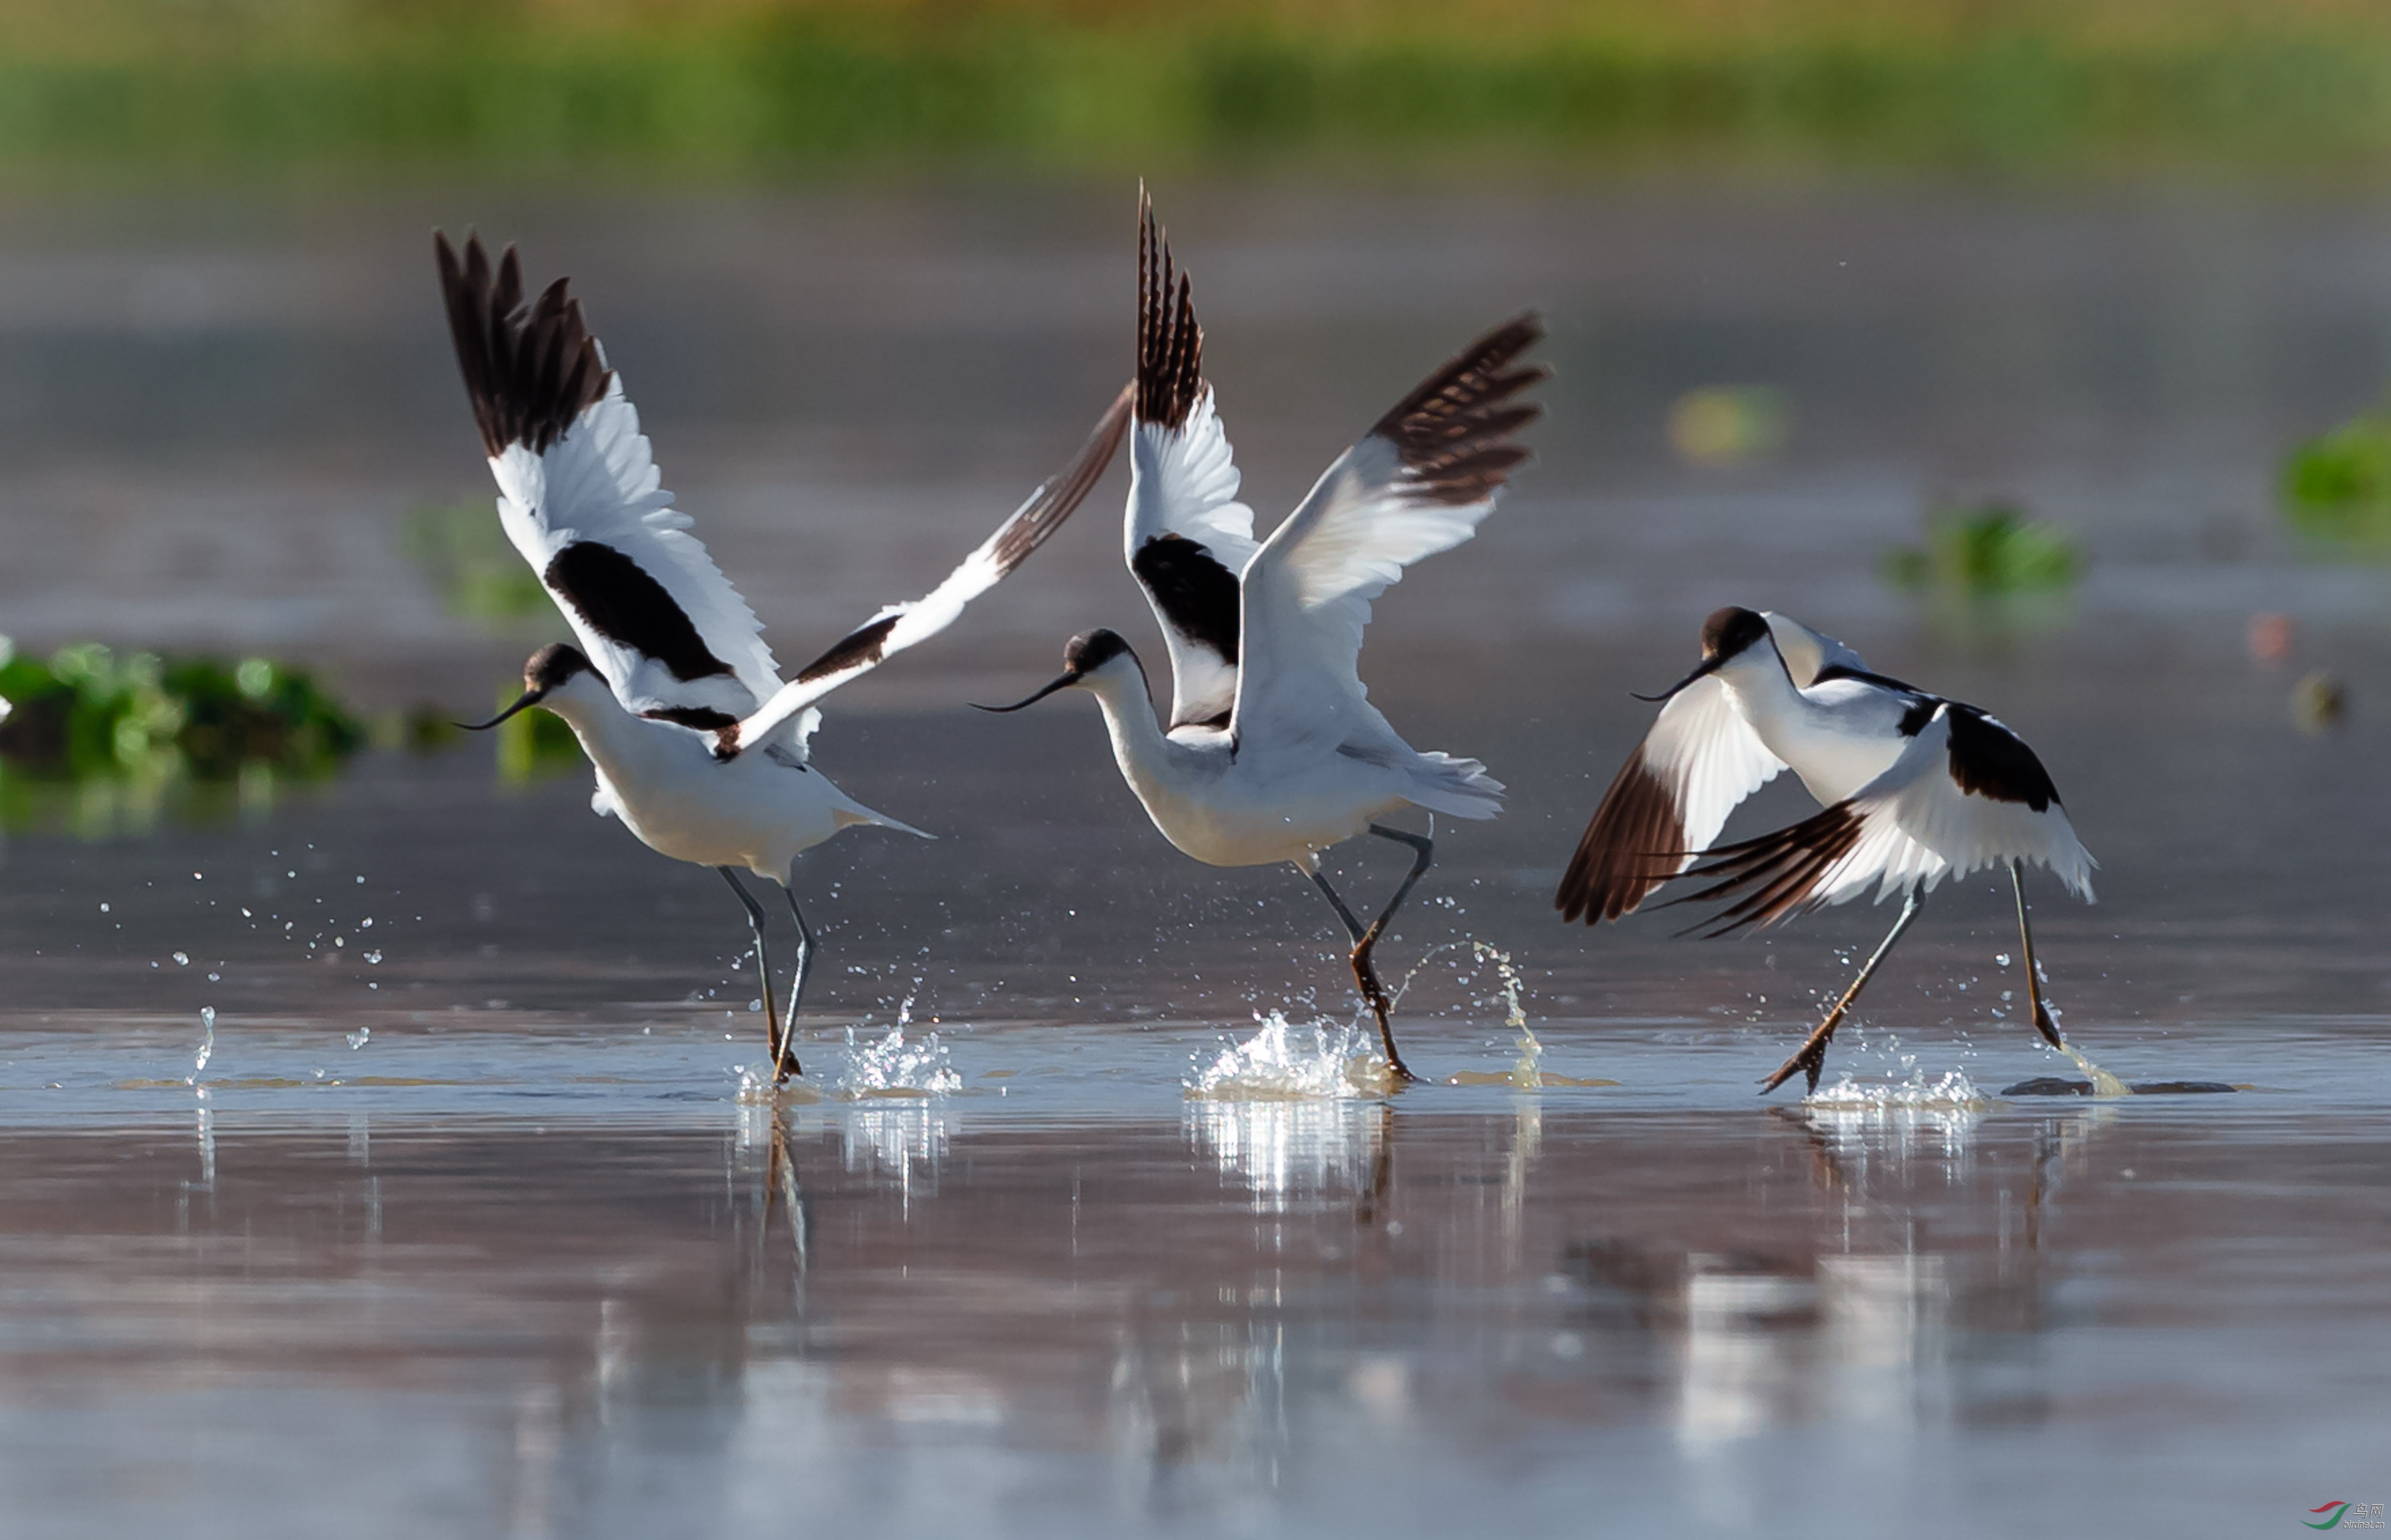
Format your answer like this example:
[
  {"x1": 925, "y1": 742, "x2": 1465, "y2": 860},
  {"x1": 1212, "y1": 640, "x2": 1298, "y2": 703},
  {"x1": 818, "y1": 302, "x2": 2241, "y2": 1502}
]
[
  {"x1": 832, "y1": 792, "x2": 934, "y2": 841},
  {"x1": 1404, "y1": 752, "x2": 1504, "y2": 821}
]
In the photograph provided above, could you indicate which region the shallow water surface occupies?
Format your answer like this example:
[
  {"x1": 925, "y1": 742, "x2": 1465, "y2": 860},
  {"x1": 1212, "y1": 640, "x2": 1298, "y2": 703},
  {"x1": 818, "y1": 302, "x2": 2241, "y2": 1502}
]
[{"x1": 2, "y1": 178, "x2": 2390, "y2": 1536}]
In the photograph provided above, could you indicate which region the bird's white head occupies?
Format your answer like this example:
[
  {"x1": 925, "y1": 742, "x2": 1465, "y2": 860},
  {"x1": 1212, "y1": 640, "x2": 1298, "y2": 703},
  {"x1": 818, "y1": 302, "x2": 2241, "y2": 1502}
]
[
  {"x1": 974, "y1": 628, "x2": 1148, "y2": 715},
  {"x1": 457, "y1": 643, "x2": 609, "y2": 732},
  {"x1": 1634, "y1": 606, "x2": 1776, "y2": 703}
]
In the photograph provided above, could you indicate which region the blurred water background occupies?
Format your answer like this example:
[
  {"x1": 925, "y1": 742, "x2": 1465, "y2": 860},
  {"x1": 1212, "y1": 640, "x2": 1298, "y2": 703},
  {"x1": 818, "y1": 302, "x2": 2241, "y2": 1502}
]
[{"x1": 1, "y1": 4, "x2": 2390, "y2": 1537}]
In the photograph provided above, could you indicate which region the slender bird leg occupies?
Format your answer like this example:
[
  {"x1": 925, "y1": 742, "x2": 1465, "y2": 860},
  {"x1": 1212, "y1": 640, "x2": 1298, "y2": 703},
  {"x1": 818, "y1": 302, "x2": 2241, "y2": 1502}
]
[
  {"x1": 719, "y1": 867, "x2": 784, "y2": 1079},
  {"x1": 1357, "y1": 824, "x2": 1437, "y2": 1082},
  {"x1": 1760, "y1": 883, "x2": 1926, "y2": 1096},
  {"x1": 1305, "y1": 864, "x2": 1423, "y2": 1085},
  {"x1": 2011, "y1": 859, "x2": 2065, "y2": 1051},
  {"x1": 775, "y1": 884, "x2": 814, "y2": 1082}
]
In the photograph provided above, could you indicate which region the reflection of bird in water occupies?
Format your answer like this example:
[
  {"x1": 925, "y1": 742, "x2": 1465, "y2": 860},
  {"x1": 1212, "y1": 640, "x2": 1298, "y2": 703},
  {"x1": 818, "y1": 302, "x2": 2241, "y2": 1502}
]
[
  {"x1": 1556, "y1": 607, "x2": 2095, "y2": 1094},
  {"x1": 981, "y1": 193, "x2": 1546, "y2": 1083},
  {"x1": 434, "y1": 233, "x2": 1131, "y2": 1080}
]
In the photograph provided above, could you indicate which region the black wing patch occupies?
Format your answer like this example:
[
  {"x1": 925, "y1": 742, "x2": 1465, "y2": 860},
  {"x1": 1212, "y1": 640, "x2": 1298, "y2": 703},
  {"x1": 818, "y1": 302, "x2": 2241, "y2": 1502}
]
[
  {"x1": 1371, "y1": 313, "x2": 1548, "y2": 505},
  {"x1": 1132, "y1": 533, "x2": 1241, "y2": 668},
  {"x1": 436, "y1": 232, "x2": 611, "y2": 458},
  {"x1": 543, "y1": 541, "x2": 734, "y2": 683},
  {"x1": 641, "y1": 705, "x2": 737, "y2": 732},
  {"x1": 1946, "y1": 705, "x2": 2059, "y2": 811},
  {"x1": 1137, "y1": 191, "x2": 1203, "y2": 431}
]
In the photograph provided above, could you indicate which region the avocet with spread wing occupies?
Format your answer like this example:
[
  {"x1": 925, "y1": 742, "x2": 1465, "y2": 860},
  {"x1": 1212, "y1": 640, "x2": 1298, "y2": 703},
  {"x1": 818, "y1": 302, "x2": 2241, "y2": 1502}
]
[
  {"x1": 1555, "y1": 606, "x2": 2096, "y2": 1094},
  {"x1": 981, "y1": 196, "x2": 1545, "y2": 1085},
  {"x1": 436, "y1": 233, "x2": 1129, "y2": 1083}
]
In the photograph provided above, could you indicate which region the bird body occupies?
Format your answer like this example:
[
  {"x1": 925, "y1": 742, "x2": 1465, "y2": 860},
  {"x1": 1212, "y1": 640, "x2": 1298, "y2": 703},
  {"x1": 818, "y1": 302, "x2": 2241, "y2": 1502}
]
[
  {"x1": 1556, "y1": 605, "x2": 2094, "y2": 1093},
  {"x1": 529, "y1": 654, "x2": 916, "y2": 884},
  {"x1": 984, "y1": 194, "x2": 1543, "y2": 1082},
  {"x1": 1064, "y1": 643, "x2": 1474, "y2": 871}
]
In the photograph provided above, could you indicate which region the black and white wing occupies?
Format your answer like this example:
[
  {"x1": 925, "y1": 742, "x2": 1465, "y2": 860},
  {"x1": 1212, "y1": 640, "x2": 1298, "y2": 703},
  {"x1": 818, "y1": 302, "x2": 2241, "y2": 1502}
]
[
  {"x1": 438, "y1": 233, "x2": 778, "y2": 732},
  {"x1": 1674, "y1": 704, "x2": 2096, "y2": 935},
  {"x1": 1555, "y1": 611, "x2": 1870, "y2": 923},
  {"x1": 1231, "y1": 313, "x2": 1546, "y2": 790},
  {"x1": 722, "y1": 382, "x2": 1134, "y2": 756},
  {"x1": 1555, "y1": 672, "x2": 1790, "y2": 924},
  {"x1": 1127, "y1": 194, "x2": 1261, "y2": 733}
]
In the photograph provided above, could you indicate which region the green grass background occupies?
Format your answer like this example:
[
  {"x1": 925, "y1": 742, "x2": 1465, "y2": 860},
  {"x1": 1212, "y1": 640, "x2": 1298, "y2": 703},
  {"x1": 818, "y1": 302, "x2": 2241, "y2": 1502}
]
[{"x1": 11, "y1": 0, "x2": 2391, "y2": 179}]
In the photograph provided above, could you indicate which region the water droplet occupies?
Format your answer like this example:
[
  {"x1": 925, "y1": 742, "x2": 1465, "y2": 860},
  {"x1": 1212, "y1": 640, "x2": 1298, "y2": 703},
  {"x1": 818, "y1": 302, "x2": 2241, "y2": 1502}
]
[
  {"x1": 1995, "y1": 952, "x2": 2013, "y2": 967},
  {"x1": 98, "y1": 902, "x2": 110, "y2": 914},
  {"x1": 172, "y1": 951, "x2": 189, "y2": 966},
  {"x1": 364, "y1": 950, "x2": 383, "y2": 965},
  {"x1": 346, "y1": 1026, "x2": 371, "y2": 1051}
]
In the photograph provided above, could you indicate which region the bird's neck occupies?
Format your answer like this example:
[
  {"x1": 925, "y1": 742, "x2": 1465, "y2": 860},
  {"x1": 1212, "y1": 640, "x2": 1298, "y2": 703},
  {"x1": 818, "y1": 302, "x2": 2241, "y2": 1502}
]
[
  {"x1": 1082, "y1": 667, "x2": 1206, "y2": 807},
  {"x1": 540, "y1": 688, "x2": 675, "y2": 781},
  {"x1": 1721, "y1": 644, "x2": 1813, "y2": 743}
]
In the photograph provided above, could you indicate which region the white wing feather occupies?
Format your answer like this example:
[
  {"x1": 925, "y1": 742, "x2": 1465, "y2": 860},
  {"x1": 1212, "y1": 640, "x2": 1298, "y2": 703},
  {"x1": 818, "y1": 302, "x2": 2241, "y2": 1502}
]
[
  {"x1": 492, "y1": 377, "x2": 781, "y2": 721},
  {"x1": 1810, "y1": 709, "x2": 2095, "y2": 907},
  {"x1": 1647, "y1": 674, "x2": 1789, "y2": 862},
  {"x1": 1763, "y1": 612, "x2": 1867, "y2": 687},
  {"x1": 1127, "y1": 389, "x2": 1260, "y2": 729},
  {"x1": 1233, "y1": 435, "x2": 1489, "y2": 762}
]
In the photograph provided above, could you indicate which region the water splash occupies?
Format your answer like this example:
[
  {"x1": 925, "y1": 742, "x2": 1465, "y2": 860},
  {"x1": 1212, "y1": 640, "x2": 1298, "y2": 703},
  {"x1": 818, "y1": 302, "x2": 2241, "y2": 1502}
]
[
  {"x1": 2059, "y1": 1041, "x2": 2131, "y2": 1098},
  {"x1": 1807, "y1": 1063, "x2": 1991, "y2": 1111},
  {"x1": 1186, "y1": 1012, "x2": 1385, "y2": 1099},
  {"x1": 346, "y1": 1025, "x2": 371, "y2": 1051},
  {"x1": 1392, "y1": 941, "x2": 1605, "y2": 1087},
  {"x1": 188, "y1": 1005, "x2": 215, "y2": 1087},
  {"x1": 834, "y1": 993, "x2": 962, "y2": 1100}
]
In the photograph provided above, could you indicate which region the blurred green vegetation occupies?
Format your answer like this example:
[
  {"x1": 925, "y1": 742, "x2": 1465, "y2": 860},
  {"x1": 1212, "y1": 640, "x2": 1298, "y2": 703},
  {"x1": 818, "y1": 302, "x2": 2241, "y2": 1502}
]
[
  {"x1": 1880, "y1": 500, "x2": 2081, "y2": 640},
  {"x1": 404, "y1": 498, "x2": 553, "y2": 626},
  {"x1": 5, "y1": 1, "x2": 2391, "y2": 178},
  {"x1": 493, "y1": 688, "x2": 588, "y2": 788},
  {"x1": 0, "y1": 638, "x2": 365, "y2": 836},
  {"x1": 2280, "y1": 408, "x2": 2391, "y2": 555}
]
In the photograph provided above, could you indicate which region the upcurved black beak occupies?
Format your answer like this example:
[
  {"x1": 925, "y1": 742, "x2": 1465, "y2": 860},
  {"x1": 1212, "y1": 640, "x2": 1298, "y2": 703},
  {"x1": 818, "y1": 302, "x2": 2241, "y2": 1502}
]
[
  {"x1": 1631, "y1": 654, "x2": 1723, "y2": 704},
  {"x1": 971, "y1": 670, "x2": 1080, "y2": 714},
  {"x1": 456, "y1": 685, "x2": 547, "y2": 732}
]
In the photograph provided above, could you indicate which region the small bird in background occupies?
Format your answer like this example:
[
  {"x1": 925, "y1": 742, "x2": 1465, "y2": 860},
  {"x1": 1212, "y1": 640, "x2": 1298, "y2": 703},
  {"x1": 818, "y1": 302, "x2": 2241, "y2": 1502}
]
[
  {"x1": 437, "y1": 232, "x2": 1131, "y2": 1082},
  {"x1": 980, "y1": 192, "x2": 1545, "y2": 1085},
  {"x1": 1555, "y1": 607, "x2": 2095, "y2": 1093}
]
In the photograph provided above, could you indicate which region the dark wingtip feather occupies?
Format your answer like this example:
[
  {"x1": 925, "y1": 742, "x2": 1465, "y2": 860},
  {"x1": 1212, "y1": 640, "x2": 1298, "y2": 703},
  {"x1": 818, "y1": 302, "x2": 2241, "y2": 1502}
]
[
  {"x1": 1554, "y1": 747, "x2": 1688, "y2": 926},
  {"x1": 1372, "y1": 312, "x2": 1550, "y2": 506},
  {"x1": 1136, "y1": 191, "x2": 1203, "y2": 431},
  {"x1": 990, "y1": 380, "x2": 1135, "y2": 578},
  {"x1": 1667, "y1": 802, "x2": 1866, "y2": 936},
  {"x1": 434, "y1": 230, "x2": 612, "y2": 458}
]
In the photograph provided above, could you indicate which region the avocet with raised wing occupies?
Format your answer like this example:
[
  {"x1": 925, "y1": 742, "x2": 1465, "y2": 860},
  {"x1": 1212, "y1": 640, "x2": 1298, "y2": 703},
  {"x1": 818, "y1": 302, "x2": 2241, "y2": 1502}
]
[
  {"x1": 436, "y1": 233, "x2": 1130, "y2": 1083},
  {"x1": 980, "y1": 195, "x2": 1545, "y2": 1085},
  {"x1": 1555, "y1": 606, "x2": 2095, "y2": 1094}
]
